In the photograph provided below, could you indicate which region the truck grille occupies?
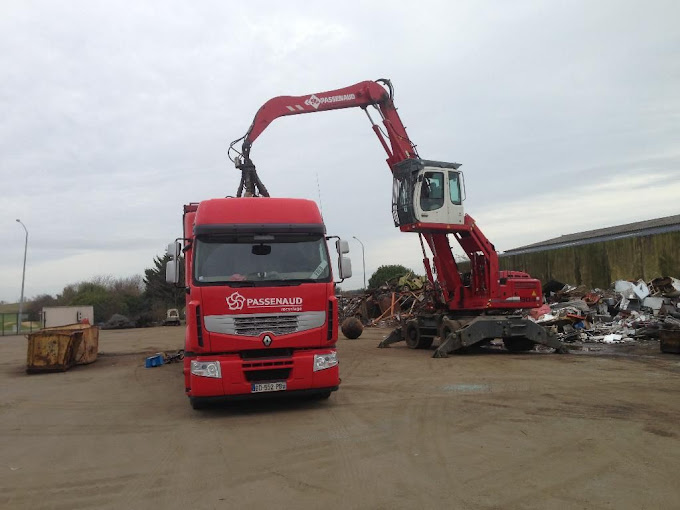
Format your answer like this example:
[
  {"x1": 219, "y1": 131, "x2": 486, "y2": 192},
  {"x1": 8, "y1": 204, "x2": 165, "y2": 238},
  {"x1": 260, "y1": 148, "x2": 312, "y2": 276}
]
[
  {"x1": 203, "y1": 311, "x2": 326, "y2": 337},
  {"x1": 244, "y1": 368, "x2": 292, "y2": 382},
  {"x1": 235, "y1": 315, "x2": 298, "y2": 336}
]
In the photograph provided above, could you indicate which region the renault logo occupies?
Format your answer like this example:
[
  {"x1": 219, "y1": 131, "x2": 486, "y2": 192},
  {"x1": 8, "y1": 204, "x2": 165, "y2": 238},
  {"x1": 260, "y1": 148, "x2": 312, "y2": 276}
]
[{"x1": 262, "y1": 335, "x2": 272, "y2": 347}]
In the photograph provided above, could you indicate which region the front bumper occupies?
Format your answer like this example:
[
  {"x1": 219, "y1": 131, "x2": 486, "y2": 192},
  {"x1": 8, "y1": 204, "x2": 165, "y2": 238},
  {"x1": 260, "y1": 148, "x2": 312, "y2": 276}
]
[{"x1": 184, "y1": 349, "x2": 340, "y2": 398}]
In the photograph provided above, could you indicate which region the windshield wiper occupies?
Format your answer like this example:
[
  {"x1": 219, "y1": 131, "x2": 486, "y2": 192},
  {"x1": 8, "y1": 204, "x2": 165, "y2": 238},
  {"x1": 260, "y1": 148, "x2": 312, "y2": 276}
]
[
  {"x1": 262, "y1": 280, "x2": 305, "y2": 287},
  {"x1": 225, "y1": 281, "x2": 256, "y2": 287}
]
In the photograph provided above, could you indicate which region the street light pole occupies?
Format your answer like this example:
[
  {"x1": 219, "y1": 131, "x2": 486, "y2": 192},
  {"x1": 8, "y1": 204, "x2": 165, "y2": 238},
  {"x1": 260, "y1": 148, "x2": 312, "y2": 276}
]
[
  {"x1": 352, "y1": 236, "x2": 366, "y2": 290},
  {"x1": 16, "y1": 219, "x2": 28, "y2": 333}
]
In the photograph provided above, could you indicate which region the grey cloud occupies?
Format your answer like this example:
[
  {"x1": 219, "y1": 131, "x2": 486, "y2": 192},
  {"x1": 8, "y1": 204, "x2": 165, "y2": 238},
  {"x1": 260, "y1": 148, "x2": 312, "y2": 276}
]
[{"x1": 1, "y1": 1, "x2": 679, "y2": 300}]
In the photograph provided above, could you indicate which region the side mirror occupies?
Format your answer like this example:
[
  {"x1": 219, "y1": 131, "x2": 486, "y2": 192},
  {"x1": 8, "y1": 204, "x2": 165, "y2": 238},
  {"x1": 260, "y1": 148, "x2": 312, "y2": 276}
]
[
  {"x1": 338, "y1": 256, "x2": 352, "y2": 280},
  {"x1": 329, "y1": 237, "x2": 351, "y2": 281},
  {"x1": 166, "y1": 241, "x2": 181, "y2": 284},
  {"x1": 167, "y1": 241, "x2": 181, "y2": 259},
  {"x1": 166, "y1": 260, "x2": 179, "y2": 284},
  {"x1": 335, "y1": 239, "x2": 350, "y2": 255}
]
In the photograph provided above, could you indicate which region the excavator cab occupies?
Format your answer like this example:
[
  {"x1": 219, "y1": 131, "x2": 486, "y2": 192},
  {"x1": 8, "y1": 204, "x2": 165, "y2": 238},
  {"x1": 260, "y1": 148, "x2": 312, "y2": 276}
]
[{"x1": 392, "y1": 159, "x2": 465, "y2": 228}]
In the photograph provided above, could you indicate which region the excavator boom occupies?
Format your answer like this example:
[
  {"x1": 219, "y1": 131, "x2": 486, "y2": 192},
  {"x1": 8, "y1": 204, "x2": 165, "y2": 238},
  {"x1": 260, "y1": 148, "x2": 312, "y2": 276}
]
[{"x1": 229, "y1": 79, "x2": 417, "y2": 197}]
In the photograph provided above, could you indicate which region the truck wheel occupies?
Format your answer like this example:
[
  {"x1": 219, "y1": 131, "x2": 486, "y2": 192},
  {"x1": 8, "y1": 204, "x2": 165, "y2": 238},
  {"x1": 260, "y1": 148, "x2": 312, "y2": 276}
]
[
  {"x1": 316, "y1": 390, "x2": 332, "y2": 400},
  {"x1": 190, "y1": 397, "x2": 208, "y2": 410},
  {"x1": 503, "y1": 338, "x2": 535, "y2": 352}
]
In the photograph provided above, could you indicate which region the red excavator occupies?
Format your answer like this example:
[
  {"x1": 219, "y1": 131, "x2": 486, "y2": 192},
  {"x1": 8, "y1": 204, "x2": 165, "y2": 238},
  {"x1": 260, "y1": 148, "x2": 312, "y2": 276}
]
[{"x1": 229, "y1": 79, "x2": 565, "y2": 356}]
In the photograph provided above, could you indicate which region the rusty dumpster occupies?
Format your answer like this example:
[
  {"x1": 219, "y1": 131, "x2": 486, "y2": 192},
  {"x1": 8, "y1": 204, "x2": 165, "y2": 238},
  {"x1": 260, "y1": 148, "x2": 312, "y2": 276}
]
[
  {"x1": 26, "y1": 330, "x2": 83, "y2": 373},
  {"x1": 42, "y1": 323, "x2": 99, "y2": 364}
]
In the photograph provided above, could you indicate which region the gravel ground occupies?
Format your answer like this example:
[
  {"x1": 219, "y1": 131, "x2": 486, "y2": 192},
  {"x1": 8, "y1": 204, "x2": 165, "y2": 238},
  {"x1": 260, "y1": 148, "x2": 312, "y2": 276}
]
[{"x1": 1, "y1": 326, "x2": 679, "y2": 509}]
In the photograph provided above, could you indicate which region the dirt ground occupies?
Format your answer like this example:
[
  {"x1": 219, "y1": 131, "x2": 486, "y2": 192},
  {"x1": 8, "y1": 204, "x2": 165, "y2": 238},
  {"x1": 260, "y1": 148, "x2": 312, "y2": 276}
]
[{"x1": 1, "y1": 327, "x2": 679, "y2": 510}]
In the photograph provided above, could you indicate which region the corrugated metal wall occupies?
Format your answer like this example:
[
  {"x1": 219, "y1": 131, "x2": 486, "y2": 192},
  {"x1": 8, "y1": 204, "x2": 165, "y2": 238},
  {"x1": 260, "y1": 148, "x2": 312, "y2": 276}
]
[{"x1": 500, "y1": 231, "x2": 680, "y2": 288}]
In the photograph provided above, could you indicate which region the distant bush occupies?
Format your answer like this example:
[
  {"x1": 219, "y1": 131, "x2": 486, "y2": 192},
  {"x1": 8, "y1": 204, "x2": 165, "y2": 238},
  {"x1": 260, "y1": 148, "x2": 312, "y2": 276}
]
[{"x1": 368, "y1": 264, "x2": 412, "y2": 289}]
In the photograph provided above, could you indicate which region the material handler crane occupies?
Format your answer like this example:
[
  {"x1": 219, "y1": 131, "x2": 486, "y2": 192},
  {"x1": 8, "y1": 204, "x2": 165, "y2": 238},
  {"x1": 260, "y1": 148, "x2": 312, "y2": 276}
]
[{"x1": 229, "y1": 79, "x2": 565, "y2": 356}]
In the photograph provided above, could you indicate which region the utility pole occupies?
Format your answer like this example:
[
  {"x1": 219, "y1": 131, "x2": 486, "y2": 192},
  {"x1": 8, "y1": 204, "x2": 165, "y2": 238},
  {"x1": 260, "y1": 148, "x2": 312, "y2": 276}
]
[
  {"x1": 352, "y1": 236, "x2": 366, "y2": 290},
  {"x1": 16, "y1": 219, "x2": 28, "y2": 334}
]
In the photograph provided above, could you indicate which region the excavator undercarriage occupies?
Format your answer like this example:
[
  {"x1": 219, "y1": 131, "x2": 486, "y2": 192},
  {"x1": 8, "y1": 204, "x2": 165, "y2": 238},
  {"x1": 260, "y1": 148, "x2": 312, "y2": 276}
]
[{"x1": 379, "y1": 314, "x2": 567, "y2": 357}]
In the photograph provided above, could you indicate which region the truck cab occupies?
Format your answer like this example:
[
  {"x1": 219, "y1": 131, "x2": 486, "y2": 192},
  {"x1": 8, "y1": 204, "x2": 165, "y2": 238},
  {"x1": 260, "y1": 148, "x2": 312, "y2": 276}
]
[{"x1": 166, "y1": 197, "x2": 351, "y2": 409}]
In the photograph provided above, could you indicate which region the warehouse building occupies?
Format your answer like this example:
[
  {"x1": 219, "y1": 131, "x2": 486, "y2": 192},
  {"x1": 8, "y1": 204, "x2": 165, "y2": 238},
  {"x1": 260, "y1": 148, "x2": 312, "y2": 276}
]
[{"x1": 501, "y1": 214, "x2": 680, "y2": 289}]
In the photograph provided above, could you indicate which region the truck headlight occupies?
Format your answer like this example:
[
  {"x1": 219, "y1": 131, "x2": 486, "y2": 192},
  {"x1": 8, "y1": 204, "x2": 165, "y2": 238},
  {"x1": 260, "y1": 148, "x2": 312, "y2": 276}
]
[
  {"x1": 313, "y1": 351, "x2": 338, "y2": 372},
  {"x1": 191, "y1": 360, "x2": 222, "y2": 378}
]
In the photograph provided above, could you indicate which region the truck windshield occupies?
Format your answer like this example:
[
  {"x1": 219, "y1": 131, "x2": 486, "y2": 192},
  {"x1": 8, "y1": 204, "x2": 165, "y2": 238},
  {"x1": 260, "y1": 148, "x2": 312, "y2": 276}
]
[{"x1": 194, "y1": 234, "x2": 331, "y2": 285}]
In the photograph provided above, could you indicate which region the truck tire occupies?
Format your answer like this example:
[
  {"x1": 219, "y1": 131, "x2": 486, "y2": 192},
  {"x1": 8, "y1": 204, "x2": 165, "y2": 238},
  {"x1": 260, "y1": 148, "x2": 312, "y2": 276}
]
[
  {"x1": 503, "y1": 337, "x2": 535, "y2": 352},
  {"x1": 189, "y1": 397, "x2": 209, "y2": 410}
]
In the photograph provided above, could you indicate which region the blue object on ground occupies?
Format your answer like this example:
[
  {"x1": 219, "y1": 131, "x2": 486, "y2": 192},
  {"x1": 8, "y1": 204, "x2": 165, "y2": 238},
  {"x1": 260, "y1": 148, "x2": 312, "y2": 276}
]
[{"x1": 145, "y1": 354, "x2": 164, "y2": 368}]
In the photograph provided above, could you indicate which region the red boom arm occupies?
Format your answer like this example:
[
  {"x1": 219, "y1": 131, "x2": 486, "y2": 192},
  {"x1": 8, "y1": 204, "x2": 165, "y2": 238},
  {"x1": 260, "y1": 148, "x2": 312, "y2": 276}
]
[{"x1": 229, "y1": 79, "x2": 418, "y2": 197}]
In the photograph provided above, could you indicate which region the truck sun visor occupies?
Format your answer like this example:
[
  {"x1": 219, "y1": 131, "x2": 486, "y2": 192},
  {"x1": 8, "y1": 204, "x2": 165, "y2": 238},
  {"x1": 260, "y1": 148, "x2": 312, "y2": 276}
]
[{"x1": 194, "y1": 223, "x2": 326, "y2": 235}]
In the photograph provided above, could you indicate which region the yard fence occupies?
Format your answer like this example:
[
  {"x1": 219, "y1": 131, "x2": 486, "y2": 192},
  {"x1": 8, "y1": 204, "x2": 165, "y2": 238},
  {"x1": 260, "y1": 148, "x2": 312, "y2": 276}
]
[{"x1": 1, "y1": 313, "x2": 39, "y2": 336}]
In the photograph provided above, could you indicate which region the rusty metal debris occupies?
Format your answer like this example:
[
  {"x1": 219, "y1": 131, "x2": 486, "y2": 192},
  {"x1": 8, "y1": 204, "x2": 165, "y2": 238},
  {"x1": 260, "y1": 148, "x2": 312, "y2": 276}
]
[
  {"x1": 529, "y1": 276, "x2": 680, "y2": 351},
  {"x1": 338, "y1": 280, "x2": 437, "y2": 330},
  {"x1": 339, "y1": 274, "x2": 680, "y2": 355}
]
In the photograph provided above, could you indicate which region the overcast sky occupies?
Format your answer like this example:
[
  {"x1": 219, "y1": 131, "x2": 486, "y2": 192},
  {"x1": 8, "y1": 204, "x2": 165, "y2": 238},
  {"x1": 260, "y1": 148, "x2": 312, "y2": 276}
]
[{"x1": 1, "y1": 0, "x2": 678, "y2": 302}]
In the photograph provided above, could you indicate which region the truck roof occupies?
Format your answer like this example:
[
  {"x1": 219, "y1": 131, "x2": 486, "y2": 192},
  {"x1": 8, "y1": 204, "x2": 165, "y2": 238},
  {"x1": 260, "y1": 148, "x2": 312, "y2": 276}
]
[{"x1": 192, "y1": 198, "x2": 325, "y2": 235}]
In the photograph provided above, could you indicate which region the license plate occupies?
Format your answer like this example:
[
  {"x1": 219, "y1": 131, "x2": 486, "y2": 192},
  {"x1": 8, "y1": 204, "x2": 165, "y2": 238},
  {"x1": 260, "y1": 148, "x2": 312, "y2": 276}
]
[{"x1": 251, "y1": 381, "x2": 287, "y2": 393}]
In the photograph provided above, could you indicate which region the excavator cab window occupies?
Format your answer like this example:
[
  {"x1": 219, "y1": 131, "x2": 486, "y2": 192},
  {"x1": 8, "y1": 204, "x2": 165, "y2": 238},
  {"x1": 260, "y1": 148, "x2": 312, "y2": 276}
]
[
  {"x1": 392, "y1": 173, "x2": 417, "y2": 226},
  {"x1": 448, "y1": 171, "x2": 462, "y2": 205},
  {"x1": 420, "y1": 171, "x2": 445, "y2": 211}
]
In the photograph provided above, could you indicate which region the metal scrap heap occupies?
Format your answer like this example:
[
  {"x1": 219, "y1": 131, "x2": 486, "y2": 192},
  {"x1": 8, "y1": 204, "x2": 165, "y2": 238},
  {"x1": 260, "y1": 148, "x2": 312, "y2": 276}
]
[
  {"x1": 338, "y1": 281, "x2": 436, "y2": 328},
  {"x1": 529, "y1": 276, "x2": 680, "y2": 351}
]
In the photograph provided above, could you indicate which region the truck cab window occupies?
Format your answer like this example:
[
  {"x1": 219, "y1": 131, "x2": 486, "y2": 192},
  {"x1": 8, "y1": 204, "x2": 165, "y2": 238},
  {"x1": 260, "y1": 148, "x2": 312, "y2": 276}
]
[{"x1": 194, "y1": 234, "x2": 331, "y2": 285}]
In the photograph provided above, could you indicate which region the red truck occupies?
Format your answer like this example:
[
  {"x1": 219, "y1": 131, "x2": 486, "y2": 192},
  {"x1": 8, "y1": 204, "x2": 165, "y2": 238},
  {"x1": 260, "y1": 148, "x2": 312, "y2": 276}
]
[{"x1": 166, "y1": 197, "x2": 351, "y2": 409}]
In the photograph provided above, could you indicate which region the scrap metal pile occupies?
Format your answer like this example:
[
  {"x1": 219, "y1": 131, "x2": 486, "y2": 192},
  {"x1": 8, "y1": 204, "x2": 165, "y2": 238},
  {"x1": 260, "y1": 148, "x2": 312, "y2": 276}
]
[
  {"x1": 339, "y1": 274, "x2": 680, "y2": 353},
  {"x1": 528, "y1": 276, "x2": 680, "y2": 348},
  {"x1": 338, "y1": 282, "x2": 436, "y2": 328}
]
